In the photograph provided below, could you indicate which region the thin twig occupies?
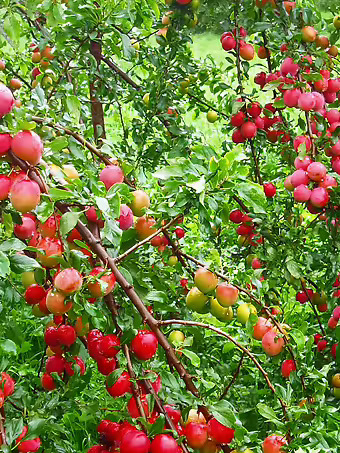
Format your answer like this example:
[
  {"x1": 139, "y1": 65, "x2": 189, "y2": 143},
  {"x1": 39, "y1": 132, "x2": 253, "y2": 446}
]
[
  {"x1": 0, "y1": 407, "x2": 6, "y2": 445},
  {"x1": 158, "y1": 319, "x2": 288, "y2": 418},
  {"x1": 124, "y1": 345, "x2": 147, "y2": 419},
  {"x1": 219, "y1": 352, "x2": 246, "y2": 400}
]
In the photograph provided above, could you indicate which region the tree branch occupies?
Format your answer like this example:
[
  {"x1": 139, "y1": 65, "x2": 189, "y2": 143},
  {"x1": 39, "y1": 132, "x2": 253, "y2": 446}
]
[
  {"x1": 0, "y1": 407, "x2": 6, "y2": 445},
  {"x1": 158, "y1": 319, "x2": 288, "y2": 418},
  {"x1": 219, "y1": 352, "x2": 246, "y2": 400}
]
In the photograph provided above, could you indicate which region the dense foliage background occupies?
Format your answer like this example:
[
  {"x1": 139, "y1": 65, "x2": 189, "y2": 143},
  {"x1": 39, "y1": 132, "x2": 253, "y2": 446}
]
[{"x1": 0, "y1": 0, "x2": 339, "y2": 452}]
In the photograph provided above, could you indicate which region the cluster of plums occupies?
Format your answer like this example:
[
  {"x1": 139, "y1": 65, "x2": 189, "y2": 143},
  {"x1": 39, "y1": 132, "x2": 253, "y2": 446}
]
[
  {"x1": 0, "y1": 374, "x2": 41, "y2": 452},
  {"x1": 220, "y1": 27, "x2": 255, "y2": 61},
  {"x1": 88, "y1": 410, "x2": 236, "y2": 453},
  {"x1": 229, "y1": 208, "x2": 263, "y2": 248}
]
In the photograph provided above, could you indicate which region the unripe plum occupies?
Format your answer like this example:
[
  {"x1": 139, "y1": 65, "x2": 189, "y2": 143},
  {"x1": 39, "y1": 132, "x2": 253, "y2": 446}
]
[
  {"x1": 186, "y1": 287, "x2": 209, "y2": 313},
  {"x1": 135, "y1": 216, "x2": 157, "y2": 239},
  {"x1": 237, "y1": 303, "x2": 257, "y2": 324},
  {"x1": 130, "y1": 190, "x2": 150, "y2": 217},
  {"x1": 216, "y1": 282, "x2": 238, "y2": 306},
  {"x1": 46, "y1": 289, "x2": 72, "y2": 315},
  {"x1": 194, "y1": 267, "x2": 218, "y2": 293}
]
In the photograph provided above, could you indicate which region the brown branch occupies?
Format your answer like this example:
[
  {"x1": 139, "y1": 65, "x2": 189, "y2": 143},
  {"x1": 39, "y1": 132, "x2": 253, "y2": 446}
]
[
  {"x1": 124, "y1": 345, "x2": 147, "y2": 419},
  {"x1": 48, "y1": 38, "x2": 88, "y2": 100},
  {"x1": 301, "y1": 280, "x2": 326, "y2": 337},
  {"x1": 219, "y1": 352, "x2": 246, "y2": 400},
  {"x1": 90, "y1": 36, "x2": 106, "y2": 144},
  {"x1": 115, "y1": 217, "x2": 181, "y2": 264},
  {"x1": 249, "y1": 140, "x2": 263, "y2": 185},
  {"x1": 162, "y1": 230, "x2": 194, "y2": 279},
  {"x1": 232, "y1": 195, "x2": 249, "y2": 213},
  {"x1": 101, "y1": 57, "x2": 141, "y2": 91},
  {"x1": 141, "y1": 372, "x2": 190, "y2": 453},
  {"x1": 8, "y1": 400, "x2": 24, "y2": 413},
  {"x1": 0, "y1": 407, "x2": 6, "y2": 445},
  {"x1": 158, "y1": 319, "x2": 288, "y2": 418}
]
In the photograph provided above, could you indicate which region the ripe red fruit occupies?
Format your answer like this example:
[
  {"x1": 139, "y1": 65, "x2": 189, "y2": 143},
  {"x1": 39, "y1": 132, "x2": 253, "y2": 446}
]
[
  {"x1": 222, "y1": 36, "x2": 236, "y2": 51},
  {"x1": 0, "y1": 83, "x2": 14, "y2": 117},
  {"x1": 262, "y1": 330, "x2": 284, "y2": 356},
  {"x1": 11, "y1": 130, "x2": 43, "y2": 165},
  {"x1": 46, "y1": 355, "x2": 65, "y2": 375},
  {"x1": 97, "y1": 356, "x2": 117, "y2": 375},
  {"x1": 100, "y1": 334, "x2": 121, "y2": 357},
  {"x1": 207, "y1": 418, "x2": 235, "y2": 444},
  {"x1": 36, "y1": 237, "x2": 63, "y2": 268},
  {"x1": 253, "y1": 317, "x2": 272, "y2": 340},
  {"x1": 314, "y1": 333, "x2": 322, "y2": 344},
  {"x1": 317, "y1": 339, "x2": 327, "y2": 352},
  {"x1": 231, "y1": 111, "x2": 246, "y2": 127},
  {"x1": 229, "y1": 209, "x2": 244, "y2": 224},
  {"x1": 327, "y1": 78, "x2": 340, "y2": 92},
  {"x1": 88, "y1": 267, "x2": 116, "y2": 297},
  {"x1": 64, "y1": 356, "x2": 86, "y2": 376},
  {"x1": 58, "y1": 324, "x2": 77, "y2": 347},
  {"x1": 120, "y1": 430, "x2": 151, "y2": 453},
  {"x1": 185, "y1": 422, "x2": 208, "y2": 449},
  {"x1": 296, "y1": 290, "x2": 312, "y2": 304},
  {"x1": 128, "y1": 395, "x2": 150, "y2": 418},
  {"x1": 298, "y1": 92, "x2": 316, "y2": 111},
  {"x1": 309, "y1": 187, "x2": 329, "y2": 208},
  {"x1": 281, "y1": 359, "x2": 296, "y2": 378},
  {"x1": 0, "y1": 372, "x2": 15, "y2": 398},
  {"x1": 240, "y1": 43, "x2": 254, "y2": 60},
  {"x1": 247, "y1": 102, "x2": 262, "y2": 118},
  {"x1": 150, "y1": 434, "x2": 179, "y2": 453},
  {"x1": 106, "y1": 371, "x2": 132, "y2": 397},
  {"x1": 164, "y1": 405, "x2": 182, "y2": 425},
  {"x1": 252, "y1": 257, "x2": 262, "y2": 269},
  {"x1": 263, "y1": 435, "x2": 287, "y2": 453},
  {"x1": 38, "y1": 215, "x2": 60, "y2": 238},
  {"x1": 131, "y1": 330, "x2": 158, "y2": 360},
  {"x1": 294, "y1": 185, "x2": 311, "y2": 203},
  {"x1": 240, "y1": 121, "x2": 257, "y2": 139},
  {"x1": 99, "y1": 165, "x2": 124, "y2": 190},
  {"x1": 0, "y1": 175, "x2": 11, "y2": 201},
  {"x1": 331, "y1": 343, "x2": 338, "y2": 358},
  {"x1": 25, "y1": 285, "x2": 46, "y2": 305},
  {"x1": 232, "y1": 129, "x2": 246, "y2": 143},
  {"x1": 175, "y1": 227, "x2": 185, "y2": 239},
  {"x1": 333, "y1": 306, "x2": 340, "y2": 320},
  {"x1": 41, "y1": 372, "x2": 56, "y2": 391},
  {"x1": 283, "y1": 88, "x2": 301, "y2": 107},
  {"x1": 10, "y1": 179, "x2": 41, "y2": 213},
  {"x1": 14, "y1": 215, "x2": 36, "y2": 240},
  {"x1": 291, "y1": 169, "x2": 309, "y2": 188},
  {"x1": 293, "y1": 135, "x2": 311, "y2": 152},
  {"x1": 263, "y1": 183, "x2": 276, "y2": 198},
  {"x1": 281, "y1": 57, "x2": 299, "y2": 77},
  {"x1": 44, "y1": 326, "x2": 60, "y2": 346},
  {"x1": 294, "y1": 156, "x2": 312, "y2": 171},
  {"x1": 328, "y1": 317, "x2": 338, "y2": 329},
  {"x1": 118, "y1": 204, "x2": 134, "y2": 230},
  {"x1": 54, "y1": 268, "x2": 83, "y2": 295},
  {"x1": 0, "y1": 133, "x2": 11, "y2": 155},
  {"x1": 18, "y1": 438, "x2": 41, "y2": 453},
  {"x1": 176, "y1": 0, "x2": 192, "y2": 4},
  {"x1": 307, "y1": 162, "x2": 327, "y2": 182}
]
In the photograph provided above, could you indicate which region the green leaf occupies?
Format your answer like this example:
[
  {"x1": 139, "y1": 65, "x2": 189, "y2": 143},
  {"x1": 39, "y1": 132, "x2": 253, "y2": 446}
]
[
  {"x1": 147, "y1": 0, "x2": 160, "y2": 19},
  {"x1": 237, "y1": 182, "x2": 267, "y2": 214},
  {"x1": 0, "y1": 339, "x2": 17, "y2": 355},
  {"x1": 290, "y1": 329, "x2": 306, "y2": 351},
  {"x1": 3, "y1": 13, "x2": 22, "y2": 43},
  {"x1": 9, "y1": 254, "x2": 40, "y2": 273},
  {"x1": 0, "y1": 239, "x2": 25, "y2": 253},
  {"x1": 0, "y1": 251, "x2": 10, "y2": 277},
  {"x1": 49, "y1": 136, "x2": 69, "y2": 152},
  {"x1": 286, "y1": 259, "x2": 302, "y2": 278},
  {"x1": 66, "y1": 96, "x2": 81, "y2": 124},
  {"x1": 182, "y1": 349, "x2": 200, "y2": 367},
  {"x1": 257, "y1": 403, "x2": 283, "y2": 426},
  {"x1": 60, "y1": 212, "x2": 82, "y2": 236},
  {"x1": 49, "y1": 189, "x2": 75, "y2": 201},
  {"x1": 121, "y1": 34, "x2": 136, "y2": 60}
]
